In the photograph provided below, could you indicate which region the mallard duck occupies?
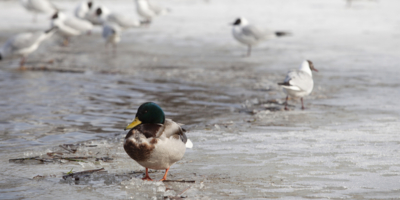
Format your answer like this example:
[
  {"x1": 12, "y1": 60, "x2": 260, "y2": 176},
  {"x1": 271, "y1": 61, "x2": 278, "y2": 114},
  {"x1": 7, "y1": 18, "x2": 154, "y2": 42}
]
[
  {"x1": 123, "y1": 102, "x2": 192, "y2": 181},
  {"x1": 278, "y1": 60, "x2": 318, "y2": 110}
]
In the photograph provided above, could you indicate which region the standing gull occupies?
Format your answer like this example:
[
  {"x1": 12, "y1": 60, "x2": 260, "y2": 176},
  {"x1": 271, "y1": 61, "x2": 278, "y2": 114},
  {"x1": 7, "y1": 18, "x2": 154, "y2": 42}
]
[
  {"x1": 278, "y1": 60, "x2": 318, "y2": 110},
  {"x1": 74, "y1": 1, "x2": 93, "y2": 19},
  {"x1": 74, "y1": 1, "x2": 102, "y2": 25},
  {"x1": 51, "y1": 12, "x2": 93, "y2": 46},
  {"x1": 102, "y1": 22, "x2": 121, "y2": 55},
  {"x1": 94, "y1": 6, "x2": 141, "y2": 29},
  {"x1": 231, "y1": 17, "x2": 289, "y2": 57},
  {"x1": 0, "y1": 27, "x2": 57, "y2": 69},
  {"x1": 134, "y1": 0, "x2": 169, "y2": 23},
  {"x1": 124, "y1": 102, "x2": 192, "y2": 181},
  {"x1": 20, "y1": 0, "x2": 57, "y2": 22}
]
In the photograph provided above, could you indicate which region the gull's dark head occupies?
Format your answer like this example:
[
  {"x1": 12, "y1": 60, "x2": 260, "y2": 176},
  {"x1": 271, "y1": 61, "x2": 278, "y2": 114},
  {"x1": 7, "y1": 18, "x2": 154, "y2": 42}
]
[
  {"x1": 307, "y1": 60, "x2": 318, "y2": 72},
  {"x1": 51, "y1": 12, "x2": 59, "y2": 19},
  {"x1": 95, "y1": 7, "x2": 102, "y2": 16},
  {"x1": 232, "y1": 18, "x2": 241, "y2": 26},
  {"x1": 88, "y1": 1, "x2": 93, "y2": 9}
]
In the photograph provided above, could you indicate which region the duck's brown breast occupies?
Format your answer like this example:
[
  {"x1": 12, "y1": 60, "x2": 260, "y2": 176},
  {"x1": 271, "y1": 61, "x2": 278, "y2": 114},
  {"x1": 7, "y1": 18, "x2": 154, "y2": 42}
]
[{"x1": 123, "y1": 138, "x2": 155, "y2": 162}]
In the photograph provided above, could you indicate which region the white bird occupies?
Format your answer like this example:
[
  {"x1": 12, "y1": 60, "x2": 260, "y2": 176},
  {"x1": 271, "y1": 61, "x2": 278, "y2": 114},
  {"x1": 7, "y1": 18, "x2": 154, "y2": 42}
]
[
  {"x1": 148, "y1": 0, "x2": 169, "y2": 15},
  {"x1": 51, "y1": 11, "x2": 93, "y2": 46},
  {"x1": 74, "y1": 1, "x2": 93, "y2": 19},
  {"x1": 0, "y1": 27, "x2": 57, "y2": 69},
  {"x1": 20, "y1": 0, "x2": 57, "y2": 22},
  {"x1": 231, "y1": 17, "x2": 289, "y2": 57},
  {"x1": 134, "y1": 0, "x2": 169, "y2": 23},
  {"x1": 74, "y1": 1, "x2": 103, "y2": 25},
  {"x1": 94, "y1": 6, "x2": 141, "y2": 29},
  {"x1": 102, "y1": 22, "x2": 121, "y2": 54},
  {"x1": 278, "y1": 60, "x2": 318, "y2": 110}
]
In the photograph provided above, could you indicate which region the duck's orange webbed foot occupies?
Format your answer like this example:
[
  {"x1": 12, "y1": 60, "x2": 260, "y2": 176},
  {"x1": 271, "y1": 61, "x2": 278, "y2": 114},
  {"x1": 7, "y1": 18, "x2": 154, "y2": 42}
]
[
  {"x1": 142, "y1": 176, "x2": 153, "y2": 181},
  {"x1": 141, "y1": 168, "x2": 153, "y2": 181},
  {"x1": 159, "y1": 168, "x2": 170, "y2": 182}
]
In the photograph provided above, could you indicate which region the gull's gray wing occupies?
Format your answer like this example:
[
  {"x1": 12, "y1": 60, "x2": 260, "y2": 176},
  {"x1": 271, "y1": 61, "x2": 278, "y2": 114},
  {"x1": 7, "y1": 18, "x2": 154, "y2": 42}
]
[
  {"x1": 64, "y1": 17, "x2": 93, "y2": 32},
  {"x1": 108, "y1": 13, "x2": 140, "y2": 28},
  {"x1": 242, "y1": 25, "x2": 265, "y2": 40},
  {"x1": 7, "y1": 32, "x2": 43, "y2": 52},
  {"x1": 102, "y1": 22, "x2": 120, "y2": 39},
  {"x1": 283, "y1": 70, "x2": 313, "y2": 91}
]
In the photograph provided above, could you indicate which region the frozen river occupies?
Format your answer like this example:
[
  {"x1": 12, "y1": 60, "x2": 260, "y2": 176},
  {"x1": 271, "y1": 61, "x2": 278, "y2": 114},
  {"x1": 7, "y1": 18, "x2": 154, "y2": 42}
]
[{"x1": 0, "y1": 0, "x2": 400, "y2": 199}]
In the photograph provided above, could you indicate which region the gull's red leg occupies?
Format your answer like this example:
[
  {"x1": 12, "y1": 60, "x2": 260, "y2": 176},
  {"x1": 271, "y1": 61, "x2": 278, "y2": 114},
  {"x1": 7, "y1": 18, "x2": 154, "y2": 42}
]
[{"x1": 284, "y1": 96, "x2": 289, "y2": 111}]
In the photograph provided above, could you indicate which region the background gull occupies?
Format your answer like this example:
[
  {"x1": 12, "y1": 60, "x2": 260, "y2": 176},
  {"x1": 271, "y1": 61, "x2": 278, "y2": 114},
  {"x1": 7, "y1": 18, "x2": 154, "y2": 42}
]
[
  {"x1": 0, "y1": 27, "x2": 57, "y2": 69},
  {"x1": 134, "y1": 0, "x2": 169, "y2": 23},
  {"x1": 231, "y1": 17, "x2": 289, "y2": 57},
  {"x1": 74, "y1": 1, "x2": 99, "y2": 25},
  {"x1": 94, "y1": 5, "x2": 142, "y2": 29},
  {"x1": 102, "y1": 22, "x2": 121, "y2": 55},
  {"x1": 20, "y1": 0, "x2": 57, "y2": 22},
  {"x1": 278, "y1": 60, "x2": 318, "y2": 110},
  {"x1": 51, "y1": 11, "x2": 93, "y2": 46},
  {"x1": 74, "y1": 1, "x2": 93, "y2": 19}
]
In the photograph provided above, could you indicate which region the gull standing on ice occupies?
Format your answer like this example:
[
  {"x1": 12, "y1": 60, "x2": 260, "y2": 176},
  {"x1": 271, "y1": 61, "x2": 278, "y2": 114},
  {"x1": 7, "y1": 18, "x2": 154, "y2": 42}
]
[
  {"x1": 134, "y1": 0, "x2": 169, "y2": 23},
  {"x1": 231, "y1": 17, "x2": 289, "y2": 57},
  {"x1": 278, "y1": 60, "x2": 318, "y2": 110},
  {"x1": 74, "y1": 1, "x2": 93, "y2": 19},
  {"x1": 51, "y1": 12, "x2": 93, "y2": 46},
  {"x1": 94, "y1": 6, "x2": 142, "y2": 29},
  {"x1": 20, "y1": 0, "x2": 57, "y2": 22},
  {"x1": 0, "y1": 27, "x2": 57, "y2": 69},
  {"x1": 102, "y1": 22, "x2": 121, "y2": 55}
]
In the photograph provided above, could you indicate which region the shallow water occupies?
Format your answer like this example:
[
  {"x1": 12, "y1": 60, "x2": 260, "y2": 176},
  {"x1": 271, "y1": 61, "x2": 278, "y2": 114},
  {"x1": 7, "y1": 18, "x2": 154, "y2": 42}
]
[{"x1": 1, "y1": 0, "x2": 400, "y2": 199}]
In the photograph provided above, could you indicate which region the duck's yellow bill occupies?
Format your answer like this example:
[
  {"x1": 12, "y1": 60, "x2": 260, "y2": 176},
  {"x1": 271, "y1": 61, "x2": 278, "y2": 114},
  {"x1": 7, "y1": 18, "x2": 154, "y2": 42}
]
[{"x1": 124, "y1": 117, "x2": 142, "y2": 130}]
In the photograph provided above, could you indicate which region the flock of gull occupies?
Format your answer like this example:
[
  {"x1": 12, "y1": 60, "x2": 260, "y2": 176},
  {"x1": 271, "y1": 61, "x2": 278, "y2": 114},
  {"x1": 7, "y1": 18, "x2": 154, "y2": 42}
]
[
  {"x1": 0, "y1": 0, "x2": 169, "y2": 66},
  {"x1": 0, "y1": 0, "x2": 319, "y2": 118},
  {"x1": 0, "y1": 0, "x2": 321, "y2": 181}
]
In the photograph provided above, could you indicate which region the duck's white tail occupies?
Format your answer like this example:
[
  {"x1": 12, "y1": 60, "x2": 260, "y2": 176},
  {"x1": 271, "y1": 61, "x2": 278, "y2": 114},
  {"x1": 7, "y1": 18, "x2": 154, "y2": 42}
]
[{"x1": 185, "y1": 139, "x2": 193, "y2": 149}]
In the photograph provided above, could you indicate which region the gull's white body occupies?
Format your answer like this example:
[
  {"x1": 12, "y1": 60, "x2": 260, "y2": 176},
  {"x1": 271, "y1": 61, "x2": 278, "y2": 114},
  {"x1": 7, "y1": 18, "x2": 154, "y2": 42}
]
[
  {"x1": 74, "y1": 1, "x2": 90, "y2": 19},
  {"x1": 0, "y1": 30, "x2": 55, "y2": 59},
  {"x1": 232, "y1": 18, "x2": 278, "y2": 46},
  {"x1": 102, "y1": 22, "x2": 121, "y2": 46},
  {"x1": 20, "y1": 0, "x2": 56, "y2": 14},
  {"x1": 281, "y1": 60, "x2": 314, "y2": 98},
  {"x1": 134, "y1": 0, "x2": 156, "y2": 21},
  {"x1": 75, "y1": 1, "x2": 102, "y2": 25},
  {"x1": 134, "y1": 0, "x2": 169, "y2": 21},
  {"x1": 52, "y1": 12, "x2": 93, "y2": 37},
  {"x1": 96, "y1": 6, "x2": 141, "y2": 29}
]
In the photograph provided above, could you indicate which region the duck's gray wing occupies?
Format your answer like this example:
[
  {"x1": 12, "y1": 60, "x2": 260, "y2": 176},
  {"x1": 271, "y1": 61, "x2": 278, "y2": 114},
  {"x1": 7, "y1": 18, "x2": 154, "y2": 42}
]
[{"x1": 161, "y1": 119, "x2": 187, "y2": 143}]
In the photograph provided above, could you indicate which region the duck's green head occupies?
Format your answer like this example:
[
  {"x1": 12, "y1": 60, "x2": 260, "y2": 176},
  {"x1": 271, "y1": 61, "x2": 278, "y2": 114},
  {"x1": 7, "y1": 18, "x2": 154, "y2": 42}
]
[{"x1": 124, "y1": 102, "x2": 165, "y2": 130}]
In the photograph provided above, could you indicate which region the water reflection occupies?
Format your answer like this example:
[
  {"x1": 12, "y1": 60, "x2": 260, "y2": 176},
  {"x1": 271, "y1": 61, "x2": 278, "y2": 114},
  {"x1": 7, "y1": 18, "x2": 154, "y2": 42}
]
[{"x1": 0, "y1": 69, "x2": 241, "y2": 152}]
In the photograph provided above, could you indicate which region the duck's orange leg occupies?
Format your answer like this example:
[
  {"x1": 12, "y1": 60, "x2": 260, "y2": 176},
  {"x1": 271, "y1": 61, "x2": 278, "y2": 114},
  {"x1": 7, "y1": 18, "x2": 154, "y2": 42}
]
[
  {"x1": 159, "y1": 168, "x2": 170, "y2": 181},
  {"x1": 142, "y1": 168, "x2": 153, "y2": 181}
]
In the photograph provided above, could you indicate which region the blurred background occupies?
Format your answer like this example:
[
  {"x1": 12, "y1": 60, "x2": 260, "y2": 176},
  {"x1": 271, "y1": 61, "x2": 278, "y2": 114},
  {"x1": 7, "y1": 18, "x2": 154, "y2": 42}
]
[{"x1": 0, "y1": 0, "x2": 400, "y2": 199}]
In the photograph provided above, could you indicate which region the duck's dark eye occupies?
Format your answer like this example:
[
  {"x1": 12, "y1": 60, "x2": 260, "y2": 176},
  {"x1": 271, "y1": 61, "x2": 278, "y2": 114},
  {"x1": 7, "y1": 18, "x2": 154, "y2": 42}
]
[{"x1": 143, "y1": 110, "x2": 148, "y2": 114}]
